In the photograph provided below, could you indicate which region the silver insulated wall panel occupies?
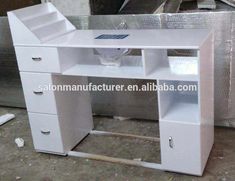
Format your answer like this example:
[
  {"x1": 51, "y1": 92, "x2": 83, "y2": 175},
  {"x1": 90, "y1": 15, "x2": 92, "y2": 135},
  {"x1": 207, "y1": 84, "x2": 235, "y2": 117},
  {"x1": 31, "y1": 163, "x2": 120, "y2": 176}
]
[
  {"x1": 1, "y1": 10, "x2": 235, "y2": 127},
  {"x1": 68, "y1": 12, "x2": 235, "y2": 127},
  {"x1": 0, "y1": 17, "x2": 25, "y2": 107}
]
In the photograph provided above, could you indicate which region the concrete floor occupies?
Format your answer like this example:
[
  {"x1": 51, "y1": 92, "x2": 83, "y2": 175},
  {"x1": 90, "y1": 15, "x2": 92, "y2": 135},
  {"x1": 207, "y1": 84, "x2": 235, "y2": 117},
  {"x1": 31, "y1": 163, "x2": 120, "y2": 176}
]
[{"x1": 0, "y1": 107, "x2": 235, "y2": 181}]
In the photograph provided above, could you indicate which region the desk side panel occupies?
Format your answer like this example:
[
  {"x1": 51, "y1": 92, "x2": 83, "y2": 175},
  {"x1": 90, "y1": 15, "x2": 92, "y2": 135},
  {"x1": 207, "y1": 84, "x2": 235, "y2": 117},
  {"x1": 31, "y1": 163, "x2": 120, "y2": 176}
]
[
  {"x1": 7, "y1": 12, "x2": 40, "y2": 45},
  {"x1": 199, "y1": 32, "x2": 214, "y2": 173},
  {"x1": 52, "y1": 75, "x2": 93, "y2": 153}
]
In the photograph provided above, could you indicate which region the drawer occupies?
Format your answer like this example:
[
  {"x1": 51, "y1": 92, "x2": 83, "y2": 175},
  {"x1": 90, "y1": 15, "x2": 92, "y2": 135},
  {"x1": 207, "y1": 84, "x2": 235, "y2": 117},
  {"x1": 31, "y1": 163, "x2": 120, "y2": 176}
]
[
  {"x1": 160, "y1": 121, "x2": 202, "y2": 175},
  {"x1": 15, "y1": 47, "x2": 61, "y2": 73},
  {"x1": 20, "y1": 72, "x2": 57, "y2": 114},
  {"x1": 28, "y1": 112, "x2": 64, "y2": 154}
]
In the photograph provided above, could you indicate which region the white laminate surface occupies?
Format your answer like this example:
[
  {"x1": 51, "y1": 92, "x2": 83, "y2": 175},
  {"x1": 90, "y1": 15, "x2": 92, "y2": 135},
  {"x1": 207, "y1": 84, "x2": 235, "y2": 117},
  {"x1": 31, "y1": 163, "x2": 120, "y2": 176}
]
[{"x1": 16, "y1": 29, "x2": 211, "y2": 49}]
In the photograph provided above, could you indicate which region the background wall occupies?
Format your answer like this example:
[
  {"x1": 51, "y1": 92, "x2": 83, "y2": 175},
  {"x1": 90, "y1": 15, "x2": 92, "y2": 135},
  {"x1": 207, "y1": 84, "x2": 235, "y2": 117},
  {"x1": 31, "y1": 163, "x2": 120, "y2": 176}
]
[
  {"x1": 0, "y1": 0, "x2": 40, "y2": 16},
  {"x1": 41, "y1": 0, "x2": 91, "y2": 15},
  {"x1": 40, "y1": 0, "x2": 126, "y2": 15},
  {"x1": 1, "y1": 1, "x2": 235, "y2": 127}
]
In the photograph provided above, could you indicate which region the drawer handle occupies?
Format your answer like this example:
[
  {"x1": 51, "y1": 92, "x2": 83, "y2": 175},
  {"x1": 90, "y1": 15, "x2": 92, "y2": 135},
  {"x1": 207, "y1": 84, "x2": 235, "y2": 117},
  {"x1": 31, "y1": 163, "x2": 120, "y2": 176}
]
[
  {"x1": 169, "y1": 136, "x2": 174, "y2": 148},
  {"x1": 32, "y1": 57, "x2": 42, "y2": 61},
  {"x1": 41, "y1": 130, "x2": 51, "y2": 135},
  {"x1": 33, "y1": 91, "x2": 43, "y2": 95}
]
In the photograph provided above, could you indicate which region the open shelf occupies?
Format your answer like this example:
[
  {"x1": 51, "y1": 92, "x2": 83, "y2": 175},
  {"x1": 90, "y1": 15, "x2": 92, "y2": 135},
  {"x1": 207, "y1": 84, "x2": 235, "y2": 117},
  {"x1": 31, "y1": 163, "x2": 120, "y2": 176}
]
[
  {"x1": 142, "y1": 49, "x2": 198, "y2": 80},
  {"x1": 61, "y1": 48, "x2": 198, "y2": 81},
  {"x1": 25, "y1": 12, "x2": 58, "y2": 30},
  {"x1": 161, "y1": 102, "x2": 199, "y2": 124},
  {"x1": 8, "y1": 3, "x2": 76, "y2": 44},
  {"x1": 32, "y1": 20, "x2": 69, "y2": 42},
  {"x1": 62, "y1": 48, "x2": 144, "y2": 79},
  {"x1": 14, "y1": 3, "x2": 51, "y2": 21},
  {"x1": 63, "y1": 64, "x2": 144, "y2": 79},
  {"x1": 158, "y1": 80, "x2": 199, "y2": 124},
  {"x1": 146, "y1": 62, "x2": 198, "y2": 81},
  {"x1": 63, "y1": 63, "x2": 198, "y2": 81}
]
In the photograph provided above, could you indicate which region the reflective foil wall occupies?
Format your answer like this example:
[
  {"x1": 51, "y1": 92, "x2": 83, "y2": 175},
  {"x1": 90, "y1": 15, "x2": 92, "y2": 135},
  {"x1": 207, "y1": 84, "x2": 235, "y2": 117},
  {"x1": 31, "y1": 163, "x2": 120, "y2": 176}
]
[{"x1": 1, "y1": 11, "x2": 235, "y2": 127}]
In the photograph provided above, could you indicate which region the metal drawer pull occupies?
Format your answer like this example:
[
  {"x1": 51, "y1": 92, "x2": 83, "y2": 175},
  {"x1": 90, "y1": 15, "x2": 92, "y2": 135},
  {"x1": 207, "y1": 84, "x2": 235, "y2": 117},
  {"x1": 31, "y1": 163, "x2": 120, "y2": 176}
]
[
  {"x1": 33, "y1": 91, "x2": 43, "y2": 95},
  {"x1": 41, "y1": 130, "x2": 51, "y2": 135},
  {"x1": 32, "y1": 57, "x2": 42, "y2": 61},
  {"x1": 169, "y1": 136, "x2": 174, "y2": 148}
]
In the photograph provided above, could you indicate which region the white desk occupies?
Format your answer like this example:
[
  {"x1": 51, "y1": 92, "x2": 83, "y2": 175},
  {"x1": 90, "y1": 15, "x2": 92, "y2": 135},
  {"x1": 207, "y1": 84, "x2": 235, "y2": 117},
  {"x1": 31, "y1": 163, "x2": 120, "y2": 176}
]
[{"x1": 8, "y1": 3, "x2": 214, "y2": 176}]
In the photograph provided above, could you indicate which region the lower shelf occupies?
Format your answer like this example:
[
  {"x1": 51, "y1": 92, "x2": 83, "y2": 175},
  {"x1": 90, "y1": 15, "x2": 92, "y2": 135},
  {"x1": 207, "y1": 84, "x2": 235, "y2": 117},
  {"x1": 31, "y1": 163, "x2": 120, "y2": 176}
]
[
  {"x1": 147, "y1": 67, "x2": 197, "y2": 81},
  {"x1": 161, "y1": 102, "x2": 199, "y2": 124},
  {"x1": 63, "y1": 64, "x2": 198, "y2": 81},
  {"x1": 63, "y1": 64, "x2": 144, "y2": 79}
]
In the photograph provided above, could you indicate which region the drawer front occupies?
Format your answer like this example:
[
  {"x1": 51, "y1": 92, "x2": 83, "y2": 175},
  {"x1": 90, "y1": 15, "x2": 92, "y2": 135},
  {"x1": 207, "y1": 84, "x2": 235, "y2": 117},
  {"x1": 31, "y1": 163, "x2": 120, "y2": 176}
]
[
  {"x1": 160, "y1": 121, "x2": 202, "y2": 175},
  {"x1": 20, "y1": 72, "x2": 57, "y2": 114},
  {"x1": 15, "y1": 47, "x2": 60, "y2": 73},
  {"x1": 28, "y1": 113, "x2": 64, "y2": 154}
]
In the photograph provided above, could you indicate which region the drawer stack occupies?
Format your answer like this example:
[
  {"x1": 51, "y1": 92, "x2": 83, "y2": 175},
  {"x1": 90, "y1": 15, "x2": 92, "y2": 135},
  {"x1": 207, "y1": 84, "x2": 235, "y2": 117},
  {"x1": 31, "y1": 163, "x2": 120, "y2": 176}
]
[
  {"x1": 18, "y1": 47, "x2": 93, "y2": 155},
  {"x1": 20, "y1": 71, "x2": 62, "y2": 153},
  {"x1": 8, "y1": 2, "x2": 94, "y2": 156}
]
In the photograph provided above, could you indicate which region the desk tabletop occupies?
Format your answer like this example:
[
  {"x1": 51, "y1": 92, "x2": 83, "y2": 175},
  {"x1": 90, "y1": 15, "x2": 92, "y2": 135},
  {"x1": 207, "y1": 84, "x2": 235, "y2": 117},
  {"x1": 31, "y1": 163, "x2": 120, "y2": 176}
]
[{"x1": 37, "y1": 29, "x2": 211, "y2": 49}]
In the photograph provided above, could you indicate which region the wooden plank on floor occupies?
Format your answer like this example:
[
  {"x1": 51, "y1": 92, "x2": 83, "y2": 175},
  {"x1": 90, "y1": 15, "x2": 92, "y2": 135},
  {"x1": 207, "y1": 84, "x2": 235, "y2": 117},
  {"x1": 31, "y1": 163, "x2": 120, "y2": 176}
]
[
  {"x1": 90, "y1": 130, "x2": 160, "y2": 142},
  {"x1": 68, "y1": 151, "x2": 162, "y2": 170}
]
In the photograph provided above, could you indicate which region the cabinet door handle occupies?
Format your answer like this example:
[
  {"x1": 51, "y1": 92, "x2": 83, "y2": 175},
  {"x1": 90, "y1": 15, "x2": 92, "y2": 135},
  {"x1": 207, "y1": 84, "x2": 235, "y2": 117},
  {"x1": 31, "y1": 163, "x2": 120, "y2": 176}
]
[
  {"x1": 32, "y1": 57, "x2": 42, "y2": 61},
  {"x1": 41, "y1": 129, "x2": 51, "y2": 135},
  {"x1": 33, "y1": 91, "x2": 43, "y2": 95},
  {"x1": 169, "y1": 136, "x2": 173, "y2": 148}
]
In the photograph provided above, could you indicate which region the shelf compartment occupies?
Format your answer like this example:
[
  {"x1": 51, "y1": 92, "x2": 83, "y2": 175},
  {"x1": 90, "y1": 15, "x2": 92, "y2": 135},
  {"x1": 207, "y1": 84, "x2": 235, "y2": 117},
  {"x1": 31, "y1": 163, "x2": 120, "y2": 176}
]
[
  {"x1": 142, "y1": 49, "x2": 198, "y2": 81},
  {"x1": 62, "y1": 48, "x2": 144, "y2": 78},
  {"x1": 8, "y1": 3, "x2": 76, "y2": 44},
  {"x1": 63, "y1": 64, "x2": 197, "y2": 81},
  {"x1": 23, "y1": 12, "x2": 58, "y2": 30},
  {"x1": 158, "y1": 80, "x2": 199, "y2": 124},
  {"x1": 32, "y1": 20, "x2": 71, "y2": 42},
  {"x1": 160, "y1": 102, "x2": 199, "y2": 124},
  {"x1": 168, "y1": 56, "x2": 198, "y2": 75},
  {"x1": 60, "y1": 48, "x2": 198, "y2": 81},
  {"x1": 63, "y1": 64, "x2": 144, "y2": 79},
  {"x1": 21, "y1": 11, "x2": 55, "y2": 22},
  {"x1": 146, "y1": 65, "x2": 198, "y2": 81},
  {"x1": 15, "y1": 3, "x2": 51, "y2": 21},
  {"x1": 142, "y1": 49, "x2": 168, "y2": 76},
  {"x1": 31, "y1": 19, "x2": 64, "y2": 32}
]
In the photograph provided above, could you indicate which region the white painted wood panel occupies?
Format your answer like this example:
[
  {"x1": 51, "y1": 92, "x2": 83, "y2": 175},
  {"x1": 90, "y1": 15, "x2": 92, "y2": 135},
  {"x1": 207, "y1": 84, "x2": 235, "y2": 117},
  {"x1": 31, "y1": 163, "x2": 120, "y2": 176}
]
[
  {"x1": 52, "y1": 75, "x2": 94, "y2": 153},
  {"x1": 198, "y1": 33, "x2": 214, "y2": 171},
  {"x1": 160, "y1": 121, "x2": 202, "y2": 175},
  {"x1": 20, "y1": 72, "x2": 57, "y2": 114},
  {"x1": 28, "y1": 112, "x2": 64, "y2": 154},
  {"x1": 15, "y1": 47, "x2": 60, "y2": 73},
  {"x1": 8, "y1": 3, "x2": 75, "y2": 45},
  {"x1": 142, "y1": 49, "x2": 168, "y2": 76},
  {"x1": 43, "y1": 29, "x2": 212, "y2": 49}
]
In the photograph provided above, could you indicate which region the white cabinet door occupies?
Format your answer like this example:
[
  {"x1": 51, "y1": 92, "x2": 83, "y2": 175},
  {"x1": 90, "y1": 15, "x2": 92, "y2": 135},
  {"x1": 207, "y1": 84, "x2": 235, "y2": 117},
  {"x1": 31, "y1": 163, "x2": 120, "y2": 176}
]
[
  {"x1": 20, "y1": 72, "x2": 57, "y2": 114},
  {"x1": 160, "y1": 120, "x2": 202, "y2": 175},
  {"x1": 28, "y1": 112, "x2": 64, "y2": 154}
]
